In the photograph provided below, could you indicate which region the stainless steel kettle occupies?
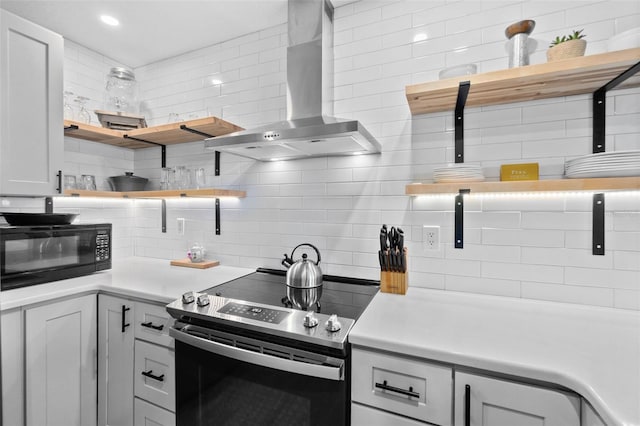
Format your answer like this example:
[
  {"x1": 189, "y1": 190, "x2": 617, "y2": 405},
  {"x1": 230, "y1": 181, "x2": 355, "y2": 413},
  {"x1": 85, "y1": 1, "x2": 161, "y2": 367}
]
[{"x1": 281, "y1": 243, "x2": 323, "y2": 310}]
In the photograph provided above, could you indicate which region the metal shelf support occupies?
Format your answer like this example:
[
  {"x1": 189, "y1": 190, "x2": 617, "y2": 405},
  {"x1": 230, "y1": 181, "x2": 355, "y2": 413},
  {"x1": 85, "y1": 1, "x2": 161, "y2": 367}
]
[
  {"x1": 455, "y1": 81, "x2": 471, "y2": 163},
  {"x1": 215, "y1": 198, "x2": 221, "y2": 235},
  {"x1": 123, "y1": 135, "x2": 167, "y2": 168},
  {"x1": 592, "y1": 60, "x2": 640, "y2": 153},
  {"x1": 179, "y1": 125, "x2": 220, "y2": 176},
  {"x1": 454, "y1": 189, "x2": 470, "y2": 249},
  {"x1": 592, "y1": 193, "x2": 605, "y2": 255}
]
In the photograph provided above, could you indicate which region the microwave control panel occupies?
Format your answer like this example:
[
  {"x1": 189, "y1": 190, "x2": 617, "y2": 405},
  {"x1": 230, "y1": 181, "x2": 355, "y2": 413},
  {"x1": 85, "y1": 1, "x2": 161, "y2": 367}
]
[{"x1": 96, "y1": 232, "x2": 110, "y2": 261}]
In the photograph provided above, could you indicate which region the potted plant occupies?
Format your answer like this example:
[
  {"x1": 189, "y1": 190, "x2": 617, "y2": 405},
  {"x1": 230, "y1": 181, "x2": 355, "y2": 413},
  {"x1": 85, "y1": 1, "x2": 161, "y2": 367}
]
[{"x1": 547, "y1": 29, "x2": 587, "y2": 61}]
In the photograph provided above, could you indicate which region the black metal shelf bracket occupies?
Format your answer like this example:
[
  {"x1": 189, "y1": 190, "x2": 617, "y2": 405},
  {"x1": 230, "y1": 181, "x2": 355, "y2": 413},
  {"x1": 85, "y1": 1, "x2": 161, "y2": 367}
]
[
  {"x1": 179, "y1": 124, "x2": 214, "y2": 139},
  {"x1": 215, "y1": 151, "x2": 221, "y2": 176},
  {"x1": 123, "y1": 135, "x2": 167, "y2": 168},
  {"x1": 64, "y1": 124, "x2": 79, "y2": 131},
  {"x1": 215, "y1": 198, "x2": 221, "y2": 235},
  {"x1": 455, "y1": 189, "x2": 470, "y2": 249},
  {"x1": 592, "y1": 193, "x2": 605, "y2": 255},
  {"x1": 592, "y1": 60, "x2": 640, "y2": 153},
  {"x1": 455, "y1": 81, "x2": 471, "y2": 163},
  {"x1": 161, "y1": 199, "x2": 167, "y2": 233}
]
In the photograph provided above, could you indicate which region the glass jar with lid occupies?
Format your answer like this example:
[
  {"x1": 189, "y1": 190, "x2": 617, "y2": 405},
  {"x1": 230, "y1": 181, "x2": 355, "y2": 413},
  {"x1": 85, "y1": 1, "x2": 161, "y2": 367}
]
[{"x1": 104, "y1": 67, "x2": 139, "y2": 114}]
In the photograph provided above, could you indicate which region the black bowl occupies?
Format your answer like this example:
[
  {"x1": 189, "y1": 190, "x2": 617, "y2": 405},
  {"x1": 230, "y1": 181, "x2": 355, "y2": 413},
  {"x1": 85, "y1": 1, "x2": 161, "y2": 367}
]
[{"x1": 0, "y1": 213, "x2": 79, "y2": 226}]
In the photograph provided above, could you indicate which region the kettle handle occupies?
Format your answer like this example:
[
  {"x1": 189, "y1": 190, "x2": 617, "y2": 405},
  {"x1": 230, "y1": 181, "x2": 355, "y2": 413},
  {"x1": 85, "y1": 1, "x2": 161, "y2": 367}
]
[{"x1": 290, "y1": 243, "x2": 321, "y2": 265}]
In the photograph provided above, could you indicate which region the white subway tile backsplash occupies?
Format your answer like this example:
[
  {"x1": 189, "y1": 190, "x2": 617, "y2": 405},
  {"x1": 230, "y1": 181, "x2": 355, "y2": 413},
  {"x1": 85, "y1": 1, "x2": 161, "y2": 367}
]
[{"x1": 57, "y1": 0, "x2": 639, "y2": 310}]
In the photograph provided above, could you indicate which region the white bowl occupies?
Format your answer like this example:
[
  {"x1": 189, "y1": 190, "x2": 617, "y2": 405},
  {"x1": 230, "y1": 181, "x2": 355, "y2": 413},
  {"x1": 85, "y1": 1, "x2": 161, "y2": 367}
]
[
  {"x1": 608, "y1": 27, "x2": 640, "y2": 51},
  {"x1": 438, "y1": 64, "x2": 477, "y2": 80}
]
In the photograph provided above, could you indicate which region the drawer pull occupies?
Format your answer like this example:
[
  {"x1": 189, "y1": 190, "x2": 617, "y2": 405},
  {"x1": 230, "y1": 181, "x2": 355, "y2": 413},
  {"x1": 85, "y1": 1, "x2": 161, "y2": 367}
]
[
  {"x1": 141, "y1": 321, "x2": 164, "y2": 331},
  {"x1": 374, "y1": 380, "x2": 420, "y2": 399},
  {"x1": 141, "y1": 370, "x2": 165, "y2": 382},
  {"x1": 465, "y1": 384, "x2": 471, "y2": 426}
]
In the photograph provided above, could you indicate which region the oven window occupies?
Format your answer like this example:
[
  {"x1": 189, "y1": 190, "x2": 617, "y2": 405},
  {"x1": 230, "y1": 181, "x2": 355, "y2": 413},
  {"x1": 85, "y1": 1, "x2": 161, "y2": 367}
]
[
  {"x1": 4, "y1": 236, "x2": 80, "y2": 273},
  {"x1": 176, "y1": 341, "x2": 347, "y2": 426}
]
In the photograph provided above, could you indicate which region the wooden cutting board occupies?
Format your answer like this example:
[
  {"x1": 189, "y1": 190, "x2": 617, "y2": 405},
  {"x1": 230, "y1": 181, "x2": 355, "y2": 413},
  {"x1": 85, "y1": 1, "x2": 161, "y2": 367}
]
[{"x1": 170, "y1": 258, "x2": 220, "y2": 269}]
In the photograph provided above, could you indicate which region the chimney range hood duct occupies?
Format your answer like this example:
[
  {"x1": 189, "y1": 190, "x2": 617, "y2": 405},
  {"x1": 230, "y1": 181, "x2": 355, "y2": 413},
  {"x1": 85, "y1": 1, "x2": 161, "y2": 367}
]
[{"x1": 204, "y1": 0, "x2": 381, "y2": 161}]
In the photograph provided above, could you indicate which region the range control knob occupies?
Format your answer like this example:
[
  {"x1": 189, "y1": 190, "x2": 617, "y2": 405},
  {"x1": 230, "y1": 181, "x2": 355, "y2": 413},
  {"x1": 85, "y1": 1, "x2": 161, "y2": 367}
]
[
  {"x1": 303, "y1": 311, "x2": 319, "y2": 328},
  {"x1": 325, "y1": 314, "x2": 342, "y2": 332},
  {"x1": 182, "y1": 291, "x2": 195, "y2": 304},
  {"x1": 196, "y1": 294, "x2": 210, "y2": 307}
]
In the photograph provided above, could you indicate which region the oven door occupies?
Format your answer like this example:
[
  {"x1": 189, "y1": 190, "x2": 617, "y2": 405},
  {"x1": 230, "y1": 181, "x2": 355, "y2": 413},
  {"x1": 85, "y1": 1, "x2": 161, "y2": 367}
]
[{"x1": 170, "y1": 323, "x2": 348, "y2": 426}]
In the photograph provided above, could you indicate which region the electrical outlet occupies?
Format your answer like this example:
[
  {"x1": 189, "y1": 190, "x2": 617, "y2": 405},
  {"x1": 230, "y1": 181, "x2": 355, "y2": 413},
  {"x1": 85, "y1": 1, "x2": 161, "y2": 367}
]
[
  {"x1": 177, "y1": 218, "x2": 185, "y2": 235},
  {"x1": 423, "y1": 226, "x2": 440, "y2": 251}
]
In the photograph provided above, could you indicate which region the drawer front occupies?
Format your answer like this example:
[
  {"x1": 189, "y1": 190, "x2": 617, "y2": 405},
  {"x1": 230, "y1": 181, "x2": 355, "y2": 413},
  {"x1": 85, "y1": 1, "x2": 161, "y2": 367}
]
[
  {"x1": 351, "y1": 403, "x2": 426, "y2": 426},
  {"x1": 352, "y1": 347, "x2": 452, "y2": 426},
  {"x1": 134, "y1": 397, "x2": 175, "y2": 426},
  {"x1": 134, "y1": 340, "x2": 175, "y2": 411},
  {"x1": 134, "y1": 301, "x2": 173, "y2": 348}
]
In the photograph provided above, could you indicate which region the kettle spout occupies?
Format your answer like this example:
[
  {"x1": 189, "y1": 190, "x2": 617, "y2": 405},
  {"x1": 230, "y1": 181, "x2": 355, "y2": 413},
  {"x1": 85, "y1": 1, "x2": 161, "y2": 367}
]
[{"x1": 281, "y1": 254, "x2": 294, "y2": 268}]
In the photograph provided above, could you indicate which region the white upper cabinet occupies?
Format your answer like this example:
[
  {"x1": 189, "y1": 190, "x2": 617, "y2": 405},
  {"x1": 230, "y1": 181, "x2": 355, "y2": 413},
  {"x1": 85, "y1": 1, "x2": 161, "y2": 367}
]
[{"x1": 0, "y1": 10, "x2": 63, "y2": 196}]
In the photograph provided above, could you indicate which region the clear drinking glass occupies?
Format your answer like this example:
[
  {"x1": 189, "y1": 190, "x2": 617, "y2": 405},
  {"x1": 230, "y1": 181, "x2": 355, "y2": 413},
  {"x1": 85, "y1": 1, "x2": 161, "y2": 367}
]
[
  {"x1": 74, "y1": 96, "x2": 91, "y2": 124},
  {"x1": 160, "y1": 167, "x2": 171, "y2": 190},
  {"x1": 63, "y1": 91, "x2": 75, "y2": 120},
  {"x1": 195, "y1": 168, "x2": 206, "y2": 189},
  {"x1": 64, "y1": 175, "x2": 77, "y2": 190},
  {"x1": 81, "y1": 174, "x2": 96, "y2": 191}
]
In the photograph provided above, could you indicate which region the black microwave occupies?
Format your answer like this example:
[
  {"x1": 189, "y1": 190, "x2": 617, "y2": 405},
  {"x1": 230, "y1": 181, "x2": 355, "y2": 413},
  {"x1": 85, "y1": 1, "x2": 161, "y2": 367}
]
[{"x1": 0, "y1": 223, "x2": 112, "y2": 291}]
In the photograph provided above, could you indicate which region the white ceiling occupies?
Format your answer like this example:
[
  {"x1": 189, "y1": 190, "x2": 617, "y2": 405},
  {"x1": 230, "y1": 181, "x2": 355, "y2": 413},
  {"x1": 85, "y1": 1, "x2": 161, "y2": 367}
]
[{"x1": 0, "y1": 0, "x2": 294, "y2": 68}]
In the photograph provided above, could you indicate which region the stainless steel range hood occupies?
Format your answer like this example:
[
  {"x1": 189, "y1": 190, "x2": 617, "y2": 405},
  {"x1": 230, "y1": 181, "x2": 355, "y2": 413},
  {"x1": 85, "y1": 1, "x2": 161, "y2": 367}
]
[{"x1": 204, "y1": 0, "x2": 381, "y2": 161}]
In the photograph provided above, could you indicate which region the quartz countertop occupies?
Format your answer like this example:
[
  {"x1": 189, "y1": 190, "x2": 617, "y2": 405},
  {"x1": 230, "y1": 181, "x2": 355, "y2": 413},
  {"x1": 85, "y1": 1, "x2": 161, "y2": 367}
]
[
  {"x1": 349, "y1": 287, "x2": 640, "y2": 426},
  {"x1": 0, "y1": 257, "x2": 254, "y2": 310}
]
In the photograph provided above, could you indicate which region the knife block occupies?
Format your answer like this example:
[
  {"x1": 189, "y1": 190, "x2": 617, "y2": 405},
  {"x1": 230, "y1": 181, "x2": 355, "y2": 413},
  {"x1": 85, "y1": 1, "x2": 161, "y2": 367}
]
[{"x1": 380, "y1": 248, "x2": 408, "y2": 295}]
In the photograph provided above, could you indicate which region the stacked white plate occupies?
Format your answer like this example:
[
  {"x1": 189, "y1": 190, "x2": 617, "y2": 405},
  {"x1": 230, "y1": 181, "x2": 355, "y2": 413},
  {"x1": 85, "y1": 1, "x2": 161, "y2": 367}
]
[
  {"x1": 433, "y1": 164, "x2": 485, "y2": 183},
  {"x1": 565, "y1": 150, "x2": 640, "y2": 179}
]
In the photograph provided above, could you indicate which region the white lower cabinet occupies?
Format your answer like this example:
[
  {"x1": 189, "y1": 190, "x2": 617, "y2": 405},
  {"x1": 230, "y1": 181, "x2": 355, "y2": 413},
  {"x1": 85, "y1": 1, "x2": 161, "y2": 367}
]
[
  {"x1": 98, "y1": 295, "x2": 135, "y2": 426},
  {"x1": 1, "y1": 308, "x2": 24, "y2": 426},
  {"x1": 454, "y1": 372, "x2": 580, "y2": 426},
  {"x1": 25, "y1": 294, "x2": 98, "y2": 426},
  {"x1": 98, "y1": 294, "x2": 175, "y2": 426},
  {"x1": 352, "y1": 402, "x2": 426, "y2": 426},
  {"x1": 134, "y1": 398, "x2": 176, "y2": 426},
  {"x1": 351, "y1": 347, "x2": 453, "y2": 425}
]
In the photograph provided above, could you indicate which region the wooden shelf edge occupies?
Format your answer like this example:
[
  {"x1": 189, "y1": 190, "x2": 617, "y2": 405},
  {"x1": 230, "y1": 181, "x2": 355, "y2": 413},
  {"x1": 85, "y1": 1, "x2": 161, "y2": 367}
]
[
  {"x1": 405, "y1": 177, "x2": 640, "y2": 195},
  {"x1": 406, "y1": 48, "x2": 640, "y2": 115},
  {"x1": 63, "y1": 116, "x2": 244, "y2": 148},
  {"x1": 64, "y1": 188, "x2": 246, "y2": 198}
]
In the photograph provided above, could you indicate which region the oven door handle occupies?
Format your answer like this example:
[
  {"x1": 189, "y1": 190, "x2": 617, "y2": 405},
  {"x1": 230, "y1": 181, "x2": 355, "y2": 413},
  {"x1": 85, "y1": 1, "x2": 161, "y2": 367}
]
[{"x1": 170, "y1": 326, "x2": 344, "y2": 381}]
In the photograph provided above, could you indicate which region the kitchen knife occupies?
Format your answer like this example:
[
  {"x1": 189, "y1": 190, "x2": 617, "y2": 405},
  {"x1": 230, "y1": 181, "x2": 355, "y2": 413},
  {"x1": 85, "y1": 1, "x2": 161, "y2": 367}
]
[
  {"x1": 397, "y1": 228, "x2": 405, "y2": 272},
  {"x1": 379, "y1": 225, "x2": 389, "y2": 271}
]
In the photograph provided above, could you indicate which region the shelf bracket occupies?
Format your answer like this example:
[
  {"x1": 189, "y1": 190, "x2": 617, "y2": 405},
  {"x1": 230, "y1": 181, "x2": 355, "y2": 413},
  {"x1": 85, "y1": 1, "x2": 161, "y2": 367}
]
[
  {"x1": 592, "y1": 193, "x2": 605, "y2": 256},
  {"x1": 123, "y1": 135, "x2": 167, "y2": 168},
  {"x1": 215, "y1": 198, "x2": 221, "y2": 235},
  {"x1": 44, "y1": 197, "x2": 53, "y2": 214},
  {"x1": 64, "y1": 124, "x2": 79, "y2": 131},
  {"x1": 177, "y1": 125, "x2": 220, "y2": 175},
  {"x1": 179, "y1": 124, "x2": 214, "y2": 139},
  {"x1": 592, "y1": 60, "x2": 640, "y2": 153},
  {"x1": 455, "y1": 81, "x2": 471, "y2": 164},
  {"x1": 454, "y1": 189, "x2": 470, "y2": 249},
  {"x1": 161, "y1": 199, "x2": 167, "y2": 233}
]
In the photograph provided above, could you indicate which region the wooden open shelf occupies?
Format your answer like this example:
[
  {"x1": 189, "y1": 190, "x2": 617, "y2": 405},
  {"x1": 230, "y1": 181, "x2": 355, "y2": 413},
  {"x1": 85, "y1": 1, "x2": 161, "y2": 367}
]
[
  {"x1": 406, "y1": 177, "x2": 640, "y2": 195},
  {"x1": 64, "y1": 188, "x2": 246, "y2": 199},
  {"x1": 64, "y1": 116, "x2": 243, "y2": 149},
  {"x1": 406, "y1": 48, "x2": 640, "y2": 115}
]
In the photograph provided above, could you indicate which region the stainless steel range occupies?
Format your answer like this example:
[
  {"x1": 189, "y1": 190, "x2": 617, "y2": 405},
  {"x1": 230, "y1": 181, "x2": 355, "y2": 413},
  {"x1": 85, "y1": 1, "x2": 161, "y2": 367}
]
[{"x1": 167, "y1": 267, "x2": 379, "y2": 426}]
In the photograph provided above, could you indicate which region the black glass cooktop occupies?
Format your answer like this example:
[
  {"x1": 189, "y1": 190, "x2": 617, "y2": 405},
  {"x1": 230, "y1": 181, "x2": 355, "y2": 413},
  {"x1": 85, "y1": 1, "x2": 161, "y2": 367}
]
[{"x1": 203, "y1": 268, "x2": 379, "y2": 321}]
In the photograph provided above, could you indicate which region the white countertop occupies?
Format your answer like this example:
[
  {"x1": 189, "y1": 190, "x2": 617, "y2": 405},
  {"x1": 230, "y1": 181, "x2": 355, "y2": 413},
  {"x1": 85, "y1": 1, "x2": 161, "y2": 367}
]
[
  {"x1": 350, "y1": 287, "x2": 640, "y2": 426},
  {"x1": 0, "y1": 257, "x2": 254, "y2": 310}
]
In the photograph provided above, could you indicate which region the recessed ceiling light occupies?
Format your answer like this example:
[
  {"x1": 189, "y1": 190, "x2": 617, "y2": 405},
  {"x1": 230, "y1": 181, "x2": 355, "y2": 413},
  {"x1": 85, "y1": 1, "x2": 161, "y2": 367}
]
[{"x1": 100, "y1": 15, "x2": 119, "y2": 26}]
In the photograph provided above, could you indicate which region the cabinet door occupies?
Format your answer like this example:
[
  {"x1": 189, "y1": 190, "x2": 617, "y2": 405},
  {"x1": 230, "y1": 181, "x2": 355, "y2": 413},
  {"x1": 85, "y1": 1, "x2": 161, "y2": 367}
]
[
  {"x1": 134, "y1": 398, "x2": 175, "y2": 426},
  {"x1": 2, "y1": 308, "x2": 24, "y2": 426},
  {"x1": 0, "y1": 10, "x2": 63, "y2": 196},
  {"x1": 99, "y1": 295, "x2": 135, "y2": 426},
  {"x1": 25, "y1": 295, "x2": 97, "y2": 426},
  {"x1": 454, "y1": 372, "x2": 580, "y2": 426}
]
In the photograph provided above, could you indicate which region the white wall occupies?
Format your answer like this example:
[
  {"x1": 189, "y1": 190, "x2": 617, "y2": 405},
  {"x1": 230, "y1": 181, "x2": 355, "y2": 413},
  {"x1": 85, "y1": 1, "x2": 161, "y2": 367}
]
[{"x1": 57, "y1": 0, "x2": 640, "y2": 309}]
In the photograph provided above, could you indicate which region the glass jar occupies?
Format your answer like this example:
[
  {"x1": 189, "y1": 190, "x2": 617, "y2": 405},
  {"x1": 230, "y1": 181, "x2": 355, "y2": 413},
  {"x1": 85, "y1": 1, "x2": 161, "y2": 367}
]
[{"x1": 104, "y1": 67, "x2": 139, "y2": 114}]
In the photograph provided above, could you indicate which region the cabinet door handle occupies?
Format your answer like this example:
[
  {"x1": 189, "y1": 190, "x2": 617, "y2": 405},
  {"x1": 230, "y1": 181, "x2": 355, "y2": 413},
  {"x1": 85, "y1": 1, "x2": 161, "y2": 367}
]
[
  {"x1": 121, "y1": 305, "x2": 131, "y2": 333},
  {"x1": 141, "y1": 321, "x2": 164, "y2": 331},
  {"x1": 141, "y1": 370, "x2": 165, "y2": 382},
  {"x1": 374, "y1": 380, "x2": 420, "y2": 399},
  {"x1": 465, "y1": 384, "x2": 471, "y2": 426},
  {"x1": 56, "y1": 170, "x2": 62, "y2": 194}
]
